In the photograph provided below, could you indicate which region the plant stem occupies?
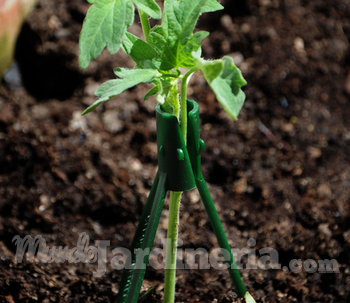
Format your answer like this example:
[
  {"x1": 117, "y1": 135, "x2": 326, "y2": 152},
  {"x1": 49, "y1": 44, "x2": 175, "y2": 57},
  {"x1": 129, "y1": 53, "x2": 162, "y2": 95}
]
[
  {"x1": 180, "y1": 67, "x2": 197, "y2": 142},
  {"x1": 138, "y1": 9, "x2": 151, "y2": 42},
  {"x1": 163, "y1": 68, "x2": 198, "y2": 303},
  {"x1": 164, "y1": 191, "x2": 181, "y2": 303}
]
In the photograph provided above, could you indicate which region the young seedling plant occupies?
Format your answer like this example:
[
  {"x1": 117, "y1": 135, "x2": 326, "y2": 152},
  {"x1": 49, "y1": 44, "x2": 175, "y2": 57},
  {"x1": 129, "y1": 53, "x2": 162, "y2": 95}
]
[{"x1": 79, "y1": 0, "x2": 256, "y2": 302}]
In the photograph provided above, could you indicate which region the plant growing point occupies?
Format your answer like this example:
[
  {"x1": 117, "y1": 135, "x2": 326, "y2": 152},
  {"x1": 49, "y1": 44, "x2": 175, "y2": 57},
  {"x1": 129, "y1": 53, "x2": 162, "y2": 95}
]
[{"x1": 79, "y1": 0, "x2": 255, "y2": 302}]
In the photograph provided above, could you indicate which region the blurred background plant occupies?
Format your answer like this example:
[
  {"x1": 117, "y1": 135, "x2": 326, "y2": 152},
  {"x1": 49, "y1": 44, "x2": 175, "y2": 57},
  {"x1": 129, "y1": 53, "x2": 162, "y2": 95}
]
[{"x1": 0, "y1": 0, "x2": 38, "y2": 80}]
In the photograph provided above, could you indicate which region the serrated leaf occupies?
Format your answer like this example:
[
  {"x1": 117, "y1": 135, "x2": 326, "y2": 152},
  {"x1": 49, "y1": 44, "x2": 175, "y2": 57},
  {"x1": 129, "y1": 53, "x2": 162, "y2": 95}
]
[
  {"x1": 163, "y1": 0, "x2": 208, "y2": 45},
  {"x1": 177, "y1": 31, "x2": 209, "y2": 68},
  {"x1": 195, "y1": 55, "x2": 247, "y2": 120},
  {"x1": 177, "y1": 0, "x2": 209, "y2": 45},
  {"x1": 195, "y1": 56, "x2": 223, "y2": 79},
  {"x1": 148, "y1": 0, "x2": 212, "y2": 70},
  {"x1": 82, "y1": 68, "x2": 158, "y2": 114},
  {"x1": 161, "y1": 0, "x2": 181, "y2": 45},
  {"x1": 201, "y1": 0, "x2": 224, "y2": 13},
  {"x1": 79, "y1": 0, "x2": 134, "y2": 69},
  {"x1": 148, "y1": 26, "x2": 177, "y2": 70},
  {"x1": 132, "y1": 0, "x2": 161, "y2": 19},
  {"x1": 122, "y1": 32, "x2": 158, "y2": 66}
]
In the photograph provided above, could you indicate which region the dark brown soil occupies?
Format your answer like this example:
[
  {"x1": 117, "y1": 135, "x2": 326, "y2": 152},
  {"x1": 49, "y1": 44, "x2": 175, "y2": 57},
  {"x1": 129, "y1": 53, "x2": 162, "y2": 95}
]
[{"x1": 1, "y1": 0, "x2": 350, "y2": 302}]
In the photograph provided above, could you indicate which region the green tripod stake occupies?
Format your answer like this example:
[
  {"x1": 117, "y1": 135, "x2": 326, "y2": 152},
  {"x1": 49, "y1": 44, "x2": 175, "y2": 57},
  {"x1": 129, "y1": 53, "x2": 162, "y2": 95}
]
[{"x1": 117, "y1": 100, "x2": 248, "y2": 303}]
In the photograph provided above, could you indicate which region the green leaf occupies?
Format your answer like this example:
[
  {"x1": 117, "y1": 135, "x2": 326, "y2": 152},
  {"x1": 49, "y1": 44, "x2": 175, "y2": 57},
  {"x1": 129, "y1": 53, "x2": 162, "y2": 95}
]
[
  {"x1": 132, "y1": 0, "x2": 161, "y2": 19},
  {"x1": 122, "y1": 32, "x2": 158, "y2": 66},
  {"x1": 163, "y1": 0, "x2": 208, "y2": 45},
  {"x1": 245, "y1": 292, "x2": 257, "y2": 303},
  {"x1": 177, "y1": 31, "x2": 209, "y2": 68},
  {"x1": 140, "y1": 60, "x2": 160, "y2": 69},
  {"x1": 155, "y1": 77, "x2": 175, "y2": 104},
  {"x1": 195, "y1": 57, "x2": 223, "y2": 79},
  {"x1": 148, "y1": 26, "x2": 177, "y2": 70},
  {"x1": 143, "y1": 85, "x2": 158, "y2": 100},
  {"x1": 148, "y1": 0, "x2": 212, "y2": 70},
  {"x1": 178, "y1": 0, "x2": 209, "y2": 45},
  {"x1": 82, "y1": 68, "x2": 158, "y2": 114},
  {"x1": 195, "y1": 55, "x2": 247, "y2": 120},
  {"x1": 201, "y1": 0, "x2": 224, "y2": 13},
  {"x1": 166, "y1": 82, "x2": 180, "y2": 119},
  {"x1": 79, "y1": 0, "x2": 134, "y2": 69}
]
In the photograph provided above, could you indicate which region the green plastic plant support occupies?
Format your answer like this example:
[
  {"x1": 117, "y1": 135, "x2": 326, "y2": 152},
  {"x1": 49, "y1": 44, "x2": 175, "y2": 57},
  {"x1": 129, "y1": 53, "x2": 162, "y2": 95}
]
[
  {"x1": 116, "y1": 171, "x2": 166, "y2": 303},
  {"x1": 187, "y1": 100, "x2": 247, "y2": 298},
  {"x1": 116, "y1": 100, "x2": 247, "y2": 303},
  {"x1": 156, "y1": 103, "x2": 196, "y2": 192}
]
